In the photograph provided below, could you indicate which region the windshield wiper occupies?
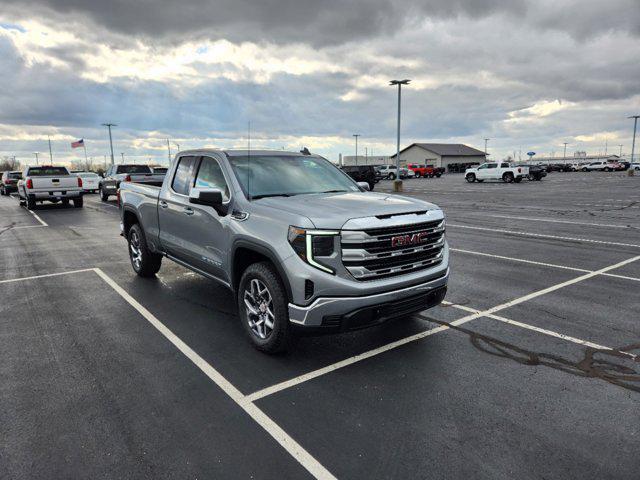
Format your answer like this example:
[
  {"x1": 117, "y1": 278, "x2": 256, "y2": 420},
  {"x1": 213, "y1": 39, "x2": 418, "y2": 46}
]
[{"x1": 250, "y1": 193, "x2": 293, "y2": 200}]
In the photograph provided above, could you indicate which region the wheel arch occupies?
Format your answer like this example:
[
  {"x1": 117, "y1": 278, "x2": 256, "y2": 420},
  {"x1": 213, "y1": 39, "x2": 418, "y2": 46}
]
[{"x1": 231, "y1": 240, "x2": 293, "y2": 301}]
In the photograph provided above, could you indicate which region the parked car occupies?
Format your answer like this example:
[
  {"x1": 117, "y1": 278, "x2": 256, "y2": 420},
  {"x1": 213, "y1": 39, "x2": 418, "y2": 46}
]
[
  {"x1": 99, "y1": 164, "x2": 165, "y2": 201},
  {"x1": 583, "y1": 161, "x2": 619, "y2": 172},
  {"x1": 464, "y1": 162, "x2": 529, "y2": 183},
  {"x1": 75, "y1": 171, "x2": 100, "y2": 193},
  {"x1": 377, "y1": 164, "x2": 399, "y2": 179},
  {"x1": 520, "y1": 164, "x2": 547, "y2": 181},
  {"x1": 119, "y1": 149, "x2": 449, "y2": 353},
  {"x1": 631, "y1": 163, "x2": 640, "y2": 171},
  {"x1": 340, "y1": 165, "x2": 378, "y2": 190},
  {"x1": 1, "y1": 171, "x2": 22, "y2": 196},
  {"x1": 17, "y1": 165, "x2": 83, "y2": 209},
  {"x1": 399, "y1": 167, "x2": 415, "y2": 179},
  {"x1": 406, "y1": 164, "x2": 443, "y2": 178}
]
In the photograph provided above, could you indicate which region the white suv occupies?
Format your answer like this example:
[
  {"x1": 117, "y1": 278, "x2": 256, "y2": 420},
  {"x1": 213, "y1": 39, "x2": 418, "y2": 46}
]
[{"x1": 377, "y1": 165, "x2": 399, "y2": 179}]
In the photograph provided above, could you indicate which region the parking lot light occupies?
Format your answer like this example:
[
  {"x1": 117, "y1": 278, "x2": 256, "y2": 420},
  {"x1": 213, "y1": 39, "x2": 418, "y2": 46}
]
[
  {"x1": 390, "y1": 79, "x2": 410, "y2": 192},
  {"x1": 629, "y1": 115, "x2": 639, "y2": 163}
]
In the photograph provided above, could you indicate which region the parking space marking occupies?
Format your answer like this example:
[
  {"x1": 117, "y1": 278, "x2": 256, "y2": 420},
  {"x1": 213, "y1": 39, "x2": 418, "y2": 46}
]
[
  {"x1": 450, "y1": 248, "x2": 640, "y2": 283},
  {"x1": 447, "y1": 223, "x2": 640, "y2": 248},
  {"x1": 467, "y1": 214, "x2": 633, "y2": 229},
  {"x1": 0, "y1": 268, "x2": 94, "y2": 284},
  {"x1": 247, "y1": 254, "x2": 640, "y2": 402},
  {"x1": 92, "y1": 268, "x2": 336, "y2": 480},
  {"x1": 440, "y1": 302, "x2": 636, "y2": 359}
]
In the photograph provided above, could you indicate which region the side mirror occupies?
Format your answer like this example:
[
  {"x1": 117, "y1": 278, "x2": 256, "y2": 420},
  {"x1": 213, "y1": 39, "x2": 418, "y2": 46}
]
[
  {"x1": 357, "y1": 182, "x2": 370, "y2": 191},
  {"x1": 189, "y1": 187, "x2": 228, "y2": 215}
]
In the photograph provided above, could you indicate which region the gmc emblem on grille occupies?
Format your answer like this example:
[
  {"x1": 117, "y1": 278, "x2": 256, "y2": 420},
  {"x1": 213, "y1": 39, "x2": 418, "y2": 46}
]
[{"x1": 391, "y1": 232, "x2": 429, "y2": 248}]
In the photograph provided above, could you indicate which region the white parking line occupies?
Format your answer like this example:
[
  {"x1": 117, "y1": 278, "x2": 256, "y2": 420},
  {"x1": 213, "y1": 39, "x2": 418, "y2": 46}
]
[
  {"x1": 470, "y1": 214, "x2": 633, "y2": 229},
  {"x1": 0, "y1": 268, "x2": 94, "y2": 284},
  {"x1": 447, "y1": 223, "x2": 640, "y2": 248},
  {"x1": 246, "y1": 254, "x2": 640, "y2": 402},
  {"x1": 440, "y1": 301, "x2": 636, "y2": 359},
  {"x1": 93, "y1": 268, "x2": 336, "y2": 480},
  {"x1": 450, "y1": 248, "x2": 640, "y2": 283}
]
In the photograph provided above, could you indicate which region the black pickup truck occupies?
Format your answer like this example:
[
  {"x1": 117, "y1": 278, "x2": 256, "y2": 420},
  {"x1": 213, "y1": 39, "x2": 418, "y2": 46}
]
[{"x1": 340, "y1": 165, "x2": 378, "y2": 190}]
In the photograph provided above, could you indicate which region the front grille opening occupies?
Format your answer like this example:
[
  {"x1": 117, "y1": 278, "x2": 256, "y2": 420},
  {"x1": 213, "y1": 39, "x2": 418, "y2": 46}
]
[
  {"x1": 304, "y1": 280, "x2": 315, "y2": 300},
  {"x1": 376, "y1": 210, "x2": 428, "y2": 220}
]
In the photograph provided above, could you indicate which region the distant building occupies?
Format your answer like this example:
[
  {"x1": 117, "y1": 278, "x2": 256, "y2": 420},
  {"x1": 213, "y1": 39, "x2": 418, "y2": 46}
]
[
  {"x1": 341, "y1": 155, "x2": 391, "y2": 166},
  {"x1": 528, "y1": 154, "x2": 620, "y2": 164},
  {"x1": 390, "y1": 143, "x2": 487, "y2": 171}
]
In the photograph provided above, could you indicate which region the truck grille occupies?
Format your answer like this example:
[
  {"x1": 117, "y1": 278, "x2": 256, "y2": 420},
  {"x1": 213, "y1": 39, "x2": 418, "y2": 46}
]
[{"x1": 341, "y1": 219, "x2": 445, "y2": 280}]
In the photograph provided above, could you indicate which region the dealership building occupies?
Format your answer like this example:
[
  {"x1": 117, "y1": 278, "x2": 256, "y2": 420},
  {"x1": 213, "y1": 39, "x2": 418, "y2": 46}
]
[{"x1": 390, "y1": 143, "x2": 487, "y2": 172}]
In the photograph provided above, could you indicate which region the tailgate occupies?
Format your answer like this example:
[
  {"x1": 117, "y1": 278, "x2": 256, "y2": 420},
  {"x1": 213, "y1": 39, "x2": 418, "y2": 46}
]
[{"x1": 31, "y1": 176, "x2": 78, "y2": 190}]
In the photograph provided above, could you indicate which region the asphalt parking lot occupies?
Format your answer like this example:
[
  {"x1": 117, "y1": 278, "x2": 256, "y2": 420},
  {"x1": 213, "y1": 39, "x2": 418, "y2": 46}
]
[{"x1": 1, "y1": 171, "x2": 639, "y2": 479}]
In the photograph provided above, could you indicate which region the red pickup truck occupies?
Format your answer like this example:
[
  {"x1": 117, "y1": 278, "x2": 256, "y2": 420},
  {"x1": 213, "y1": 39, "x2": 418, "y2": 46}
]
[{"x1": 407, "y1": 164, "x2": 443, "y2": 178}]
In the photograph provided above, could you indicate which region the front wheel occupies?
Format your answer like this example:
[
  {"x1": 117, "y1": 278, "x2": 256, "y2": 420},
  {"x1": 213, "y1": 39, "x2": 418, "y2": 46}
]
[
  {"x1": 388, "y1": 173, "x2": 396, "y2": 180},
  {"x1": 100, "y1": 187, "x2": 109, "y2": 202},
  {"x1": 26, "y1": 195, "x2": 36, "y2": 210},
  {"x1": 238, "y1": 262, "x2": 294, "y2": 354},
  {"x1": 465, "y1": 173, "x2": 476, "y2": 183},
  {"x1": 73, "y1": 197, "x2": 83, "y2": 208},
  {"x1": 414, "y1": 172, "x2": 421, "y2": 178},
  {"x1": 128, "y1": 223, "x2": 162, "y2": 277},
  {"x1": 604, "y1": 167, "x2": 611, "y2": 172}
]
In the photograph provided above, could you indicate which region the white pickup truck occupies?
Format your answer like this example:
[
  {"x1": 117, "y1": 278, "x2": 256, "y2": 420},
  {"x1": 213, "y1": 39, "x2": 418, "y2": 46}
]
[
  {"x1": 465, "y1": 162, "x2": 529, "y2": 183},
  {"x1": 18, "y1": 166, "x2": 84, "y2": 209}
]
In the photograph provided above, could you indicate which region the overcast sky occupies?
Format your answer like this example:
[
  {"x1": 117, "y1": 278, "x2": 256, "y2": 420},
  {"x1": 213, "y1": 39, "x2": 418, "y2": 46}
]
[{"x1": 1, "y1": 0, "x2": 639, "y2": 166}]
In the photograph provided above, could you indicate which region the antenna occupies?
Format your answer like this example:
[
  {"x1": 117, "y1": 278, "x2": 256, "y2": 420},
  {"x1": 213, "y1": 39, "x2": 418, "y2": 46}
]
[{"x1": 247, "y1": 120, "x2": 251, "y2": 200}]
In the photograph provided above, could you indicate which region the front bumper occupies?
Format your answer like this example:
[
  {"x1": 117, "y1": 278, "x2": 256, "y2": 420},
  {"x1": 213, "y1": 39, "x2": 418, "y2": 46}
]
[{"x1": 288, "y1": 269, "x2": 448, "y2": 328}]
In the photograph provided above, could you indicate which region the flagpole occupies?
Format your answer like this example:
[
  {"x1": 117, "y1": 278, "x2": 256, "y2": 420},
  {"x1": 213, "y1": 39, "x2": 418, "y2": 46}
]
[{"x1": 82, "y1": 143, "x2": 88, "y2": 170}]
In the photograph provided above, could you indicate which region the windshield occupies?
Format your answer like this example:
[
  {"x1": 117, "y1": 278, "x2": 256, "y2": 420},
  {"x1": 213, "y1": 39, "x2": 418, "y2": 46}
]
[
  {"x1": 8, "y1": 172, "x2": 22, "y2": 179},
  {"x1": 28, "y1": 167, "x2": 69, "y2": 176},
  {"x1": 228, "y1": 155, "x2": 360, "y2": 199}
]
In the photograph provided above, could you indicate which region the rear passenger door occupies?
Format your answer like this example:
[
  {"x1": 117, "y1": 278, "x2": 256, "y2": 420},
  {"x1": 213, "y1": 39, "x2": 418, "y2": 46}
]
[{"x1": 158, "y1": 155, "x2": 198, "y2": 261}]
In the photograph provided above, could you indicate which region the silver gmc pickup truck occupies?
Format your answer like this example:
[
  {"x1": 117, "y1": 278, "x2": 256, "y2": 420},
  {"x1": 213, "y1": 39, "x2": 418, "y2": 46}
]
[{"x1": 119, "y1": 149, "x2": 449, "y2": 353}]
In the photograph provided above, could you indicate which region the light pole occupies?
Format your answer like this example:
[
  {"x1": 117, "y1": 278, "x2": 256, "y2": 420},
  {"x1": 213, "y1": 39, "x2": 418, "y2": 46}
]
[
  {"x1": 33, "y1": 152, "x2": 39, "y2": 166},
  {"x1": 365, "y1": 147, "x2": 368, "y2": 165},
  {"x1": 173, "y1": 141, "x2": 180, "y2": 152},
  {"x1": 353, "y1": 134, "x2": 360, "y2": 165},
  {"x1": 563, "y1": 142, "x2": 568, "y2": 164},
  {"x1": 390, "y1": 79, "x2": 410, "y2": 191},
  {"x1": 166, "y1": 139, "x2": 172, "y2": 162},
  {"x1": 629, "y1": 116, "x2": 639, "y2": 163},
  {"x1": 120, "y1": 152, "x2": 125, "y2": 163},
  {"x1": 619, "y1": 144, "x2": 623, "y2": 158},
  {"x1": 102, "y1": 123, "x2": 117, "y2": 166},
  {"x1": 484, "y1": 138, "x2": 489, "y2": 155},
  {"x1": 47, "y1": 135, "x2": 53, "y2": 163}
]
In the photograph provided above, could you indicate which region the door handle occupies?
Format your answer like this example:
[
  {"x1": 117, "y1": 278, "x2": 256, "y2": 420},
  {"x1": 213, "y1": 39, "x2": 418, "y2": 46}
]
[
  {"x1": 183, "y1": 207, "x2": 194, "y2": 216},
  {"x1": 159, "y1": 201, "x2": 168, "y2": 209}
]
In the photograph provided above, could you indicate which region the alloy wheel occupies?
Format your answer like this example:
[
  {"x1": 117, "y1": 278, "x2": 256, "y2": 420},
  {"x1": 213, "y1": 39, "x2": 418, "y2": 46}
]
[
  {"x1": 243, "y1": 278, "x2": 275, "y2": 339},
  {"x1": 129, "y1": 230, "x2": 143, "y2": 270}
]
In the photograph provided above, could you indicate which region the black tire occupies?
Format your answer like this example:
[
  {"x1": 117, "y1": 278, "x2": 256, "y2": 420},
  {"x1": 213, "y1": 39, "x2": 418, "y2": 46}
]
[
  {"x1": 0, "y1": 186, "x2": 5, "y2": 196},
  {"x1": 604, "y1": 167, "x2": 611, "y2": 172},
  {"x1": 503, "y1": 172, "x2": 514, "y2": 183},
  {"x1": 127, "y1": 223, "x2": 162, "y2": 277},
  {"x1": 368, "y1": 182, "x2": 375, "y2": 191},
  {"x1": 582, "y1": 167, "x2": 588, "y2": 172},
  {"x1": 100, "y1": 187, "x2": 109, "y2": 202},
  {"x1": 73, "y1": 197, "x2": 83, "y2": 208},
  {"x1": 62, "y1": 199, "x2": 70, "y2": 206},
  {"x1": 435, "y1": 173, "x2": 442, "y2": 178},
  {"x1": 238, "y1": 261, "x2": 294, "y2": 354},
  {"x1": 26, "y1": 195, "x2": 36, "y2": 210},
  {"x1": 414, "y1": 172, "x2": 421, "y2": 178},
  {"x1": 465, "y1": 173, "x2": 476, "y2": 183},
  {"x1": 389, "y1": 173, "x2": 396, "y2": 180}
]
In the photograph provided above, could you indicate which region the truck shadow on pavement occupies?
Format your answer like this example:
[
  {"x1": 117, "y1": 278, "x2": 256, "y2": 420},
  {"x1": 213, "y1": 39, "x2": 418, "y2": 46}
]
[{"x1": 423, "y1": 316, "x2": 640, "y2": 393}]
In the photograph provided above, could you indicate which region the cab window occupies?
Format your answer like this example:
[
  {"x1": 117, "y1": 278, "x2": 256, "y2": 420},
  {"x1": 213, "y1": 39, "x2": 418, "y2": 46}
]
[
  {"x1": 194, "y1": 156, "x2": 230, "y2": 201},
  {"x1": 171, "y1": 156, "x2": 196, "y2": 195}
]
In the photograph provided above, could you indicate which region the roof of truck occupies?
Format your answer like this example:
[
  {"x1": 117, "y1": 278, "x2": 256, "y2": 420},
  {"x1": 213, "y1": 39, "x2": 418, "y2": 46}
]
[{"x1": 176, "y1": 149, "x2": 318, "y2": 157}]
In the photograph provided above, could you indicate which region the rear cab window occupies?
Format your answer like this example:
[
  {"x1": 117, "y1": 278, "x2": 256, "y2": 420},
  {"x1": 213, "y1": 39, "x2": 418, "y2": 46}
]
[
  {"x1": 27, "y1": 167, "x2": 69, "y2": 176},
  {"x1": 116, "y1": 165, "x2": 152, "y2": 174},
  {"x1": 171, "y1": 156, "x2": 197, "y2": 195}
]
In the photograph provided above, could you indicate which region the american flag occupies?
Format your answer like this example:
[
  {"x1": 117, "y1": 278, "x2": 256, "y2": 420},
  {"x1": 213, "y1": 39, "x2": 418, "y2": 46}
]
[{"x1": 71, "y1": 139, "x2": 84, "y2": 148}]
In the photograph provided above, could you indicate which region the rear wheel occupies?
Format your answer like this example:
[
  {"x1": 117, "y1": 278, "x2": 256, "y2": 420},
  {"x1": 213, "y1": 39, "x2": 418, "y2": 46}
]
[
  {"x1": 238, "y1": 262, "x2": 294, "y2": 354},
  {"x1": 604, "y1": 167, "x2": 612, "y2": 172},
  {"x1": 73, "y1": 197, "x2": 83, "y2": 208},
  {"x1": 128, "y1": 223, "x2": 162, "y2": 277},
  {"x1": 503, "y1": 172, "x2": 514, "y2": 183},
  {"x1": 465, "y1": 173, "x2": 476, "y2": 183},
  {"x1": 368, "y1": 182, "x2": 375, "y2": 191},
  {"x1": 100, "y1": 187, "x2": 109, "y2": 201},
  {"x1": 26, "y1": 195, "x2": 36, "y2": 210},
  {"x1": 388, "y1": 173, "x2": 396, "y2": 180}
]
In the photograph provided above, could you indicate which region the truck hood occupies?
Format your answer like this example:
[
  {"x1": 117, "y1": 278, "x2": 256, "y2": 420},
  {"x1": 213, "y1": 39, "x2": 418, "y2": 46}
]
[{"x1": 255, "y1": 192, "x2": 441, "y2": 229}]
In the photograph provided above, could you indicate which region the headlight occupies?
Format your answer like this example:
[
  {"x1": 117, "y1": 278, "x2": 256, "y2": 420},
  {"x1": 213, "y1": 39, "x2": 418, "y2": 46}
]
[{"x1": 288, "y1": 226, "x2": 339, "y2": 274}]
